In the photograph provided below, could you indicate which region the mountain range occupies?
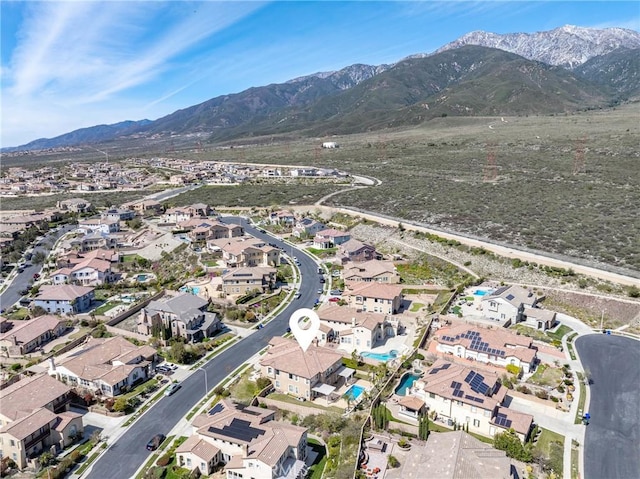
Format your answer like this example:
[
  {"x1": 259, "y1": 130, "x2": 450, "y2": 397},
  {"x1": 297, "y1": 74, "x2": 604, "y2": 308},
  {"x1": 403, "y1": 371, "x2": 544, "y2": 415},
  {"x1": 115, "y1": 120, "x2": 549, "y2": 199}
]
[{"x1": 6, "y1": 25, "x2": 639, "y2": 152}]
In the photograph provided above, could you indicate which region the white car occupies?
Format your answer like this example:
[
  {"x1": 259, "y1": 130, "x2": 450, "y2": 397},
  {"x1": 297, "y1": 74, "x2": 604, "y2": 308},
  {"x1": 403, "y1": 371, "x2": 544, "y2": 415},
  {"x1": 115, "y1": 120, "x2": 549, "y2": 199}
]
[{"x1": 164, "y1": 383, "x2": 181, "y2": 396}]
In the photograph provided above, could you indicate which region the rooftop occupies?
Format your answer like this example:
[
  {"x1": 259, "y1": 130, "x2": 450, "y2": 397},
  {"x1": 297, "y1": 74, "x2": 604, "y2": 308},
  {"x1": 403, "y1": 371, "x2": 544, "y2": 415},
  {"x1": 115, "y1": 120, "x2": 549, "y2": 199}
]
[
  {"x1": 260, "y1": 337, "x2": 343, "y2": 380},
  {"x1": 0, "y1": 374, "x2": 70, "y2": 422}
]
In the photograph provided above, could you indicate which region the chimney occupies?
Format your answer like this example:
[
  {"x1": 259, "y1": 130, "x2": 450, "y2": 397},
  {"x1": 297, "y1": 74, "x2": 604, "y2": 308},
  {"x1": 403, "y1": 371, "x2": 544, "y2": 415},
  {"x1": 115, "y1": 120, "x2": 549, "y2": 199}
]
[{"x1": 48, "y1": 357, "x2": 56, "y2": 372}]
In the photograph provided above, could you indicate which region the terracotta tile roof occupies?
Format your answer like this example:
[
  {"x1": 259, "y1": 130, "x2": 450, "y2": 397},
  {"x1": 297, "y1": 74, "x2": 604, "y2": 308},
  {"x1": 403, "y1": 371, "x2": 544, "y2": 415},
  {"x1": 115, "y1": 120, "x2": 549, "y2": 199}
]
[
  {"x1": 176, "y1": 435, "x2": 220, "y2": 462},
  {"x1": 344, "y1": 282, "x2": 403, "y2": 300},
  {"x1": 484, "y1": 285, "x2": 537, "y2": 308},
  {"x1": 317, "y1": 304, "x2": 386, "y2": 331},
  {"x1": 398, "y1": 395, "x2": 425, "y2": 411},
  {"x1": 0, "y1": 374, "x2": 70, "y2": 421},
  {"x1": 259, "y1": 337, "x2": 343, "y2": 380},
  {"x1": 35, "y1": 284, "x2": 94, "y2": 301},
  {"x1": 0, "y1": 315, "x2": 63, "y2": 345},
  {"x1": 414, "y1": 359, "x2": 503, "y2": 411},
  {"x1": 316, "y1": 228, "x2": 349, "y2": 238},
  {"x1": 435, "y1": 324, "x2": 536, "y2": 363},
  {"x1": 52, "y1": 410, "x2": 82, "y2": 432},
  {"x1": 343, "y1": 260, "x2": 396, "y2": 279},
  {"x1": 492, "y1": 406, "x2": 533, "y2": 436},
  {"x1": 0, "y1": 408, "x2": 56, "y2": 440}
]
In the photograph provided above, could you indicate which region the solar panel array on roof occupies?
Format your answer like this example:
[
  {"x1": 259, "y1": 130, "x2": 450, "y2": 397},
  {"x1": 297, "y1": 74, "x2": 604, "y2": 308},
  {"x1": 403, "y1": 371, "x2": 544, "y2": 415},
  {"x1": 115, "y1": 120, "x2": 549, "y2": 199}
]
[
  {"x1": 464, "y1": 394, "x2": 484, "y2": 403},
  {"x1": 495, "y1": 412, "x2": 512, "y2": 428},
  {"x1": 429, "y1": 363, "x2": 451, "y2": 375},
  {"x1": 451, "y1": 381, "x2": 461, "y2": 389},
  {"x1": 208, "y1": 418, "x2": 265, "y2": 443},
  {"x1": 506, "y1": 294, "x2": 515, "y2": 301},
  {"x1": 453, "y1": 389, "x2": 464, "y2": 398},
  {"x1": 208, "y1": 403, "x2": 224, "y2": 416},
  {"x1": 466, "y1": 331, "x2": 506, "y2": 357},
  {"x1": 465, "y1": 371, "x2": 490, "y2": 395}
]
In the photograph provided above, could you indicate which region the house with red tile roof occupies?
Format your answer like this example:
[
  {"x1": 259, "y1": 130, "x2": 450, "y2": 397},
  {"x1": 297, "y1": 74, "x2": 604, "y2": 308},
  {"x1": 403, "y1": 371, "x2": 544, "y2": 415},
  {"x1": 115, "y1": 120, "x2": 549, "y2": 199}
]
[{"x1": 343, "y1": 282, "x2": 404, "y2": 315}]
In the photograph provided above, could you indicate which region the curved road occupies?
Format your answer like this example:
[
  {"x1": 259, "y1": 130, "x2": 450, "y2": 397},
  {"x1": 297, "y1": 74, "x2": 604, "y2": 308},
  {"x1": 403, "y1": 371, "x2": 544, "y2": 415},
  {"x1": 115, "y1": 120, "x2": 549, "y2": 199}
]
[
  {"x1": 86, "y1": 218, "x2": 322, "y2": 479},
  {"x1": 575, "y1": 335, "x2": 640, "y2": 479}
]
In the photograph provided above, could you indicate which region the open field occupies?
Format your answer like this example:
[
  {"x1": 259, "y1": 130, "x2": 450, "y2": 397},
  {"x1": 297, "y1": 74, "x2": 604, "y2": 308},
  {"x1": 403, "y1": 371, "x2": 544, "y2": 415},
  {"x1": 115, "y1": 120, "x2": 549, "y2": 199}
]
[
  {"x1": 6, "y1": 105, "x2": 639, "y2": 274},
  {"x1": 181, "y1": 105, "x2": 639, "y2": 273}
]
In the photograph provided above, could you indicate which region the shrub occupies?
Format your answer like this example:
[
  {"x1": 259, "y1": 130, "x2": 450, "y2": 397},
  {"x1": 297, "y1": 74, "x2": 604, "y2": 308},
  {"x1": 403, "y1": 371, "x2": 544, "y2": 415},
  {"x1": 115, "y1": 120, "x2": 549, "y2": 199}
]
[
  {"x1": 156, "y1": 454, "x2": 171, "y2": 467},
  {"x1": 535, "y1": 390, "x2": 549, "y2": 400},
  {"x1": 517, "y1": 385, "x2": 531, "y2": 395},
  {"x1": 255, "y1": 377, "x2": 271, "y2": 390},
  {"x1": 388, "y1": 455, "x2": 400, "y2": 468},
  {"x1": 506, "y1": 364, "x2": 522, "y2": 377}
]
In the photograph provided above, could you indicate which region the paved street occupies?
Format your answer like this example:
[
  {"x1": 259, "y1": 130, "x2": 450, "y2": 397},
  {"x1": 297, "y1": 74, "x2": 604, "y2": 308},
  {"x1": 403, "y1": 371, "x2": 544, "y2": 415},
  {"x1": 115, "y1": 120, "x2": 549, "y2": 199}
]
[
  {"x1": 576, "y1": 334, "x2": 640, "y2": 479},
  {"x1": 86, "y1": 218, "x2": 321, "y2": 478},
  {"x1": 0, "y1": 224, "x2": 75, "y2": 311}
]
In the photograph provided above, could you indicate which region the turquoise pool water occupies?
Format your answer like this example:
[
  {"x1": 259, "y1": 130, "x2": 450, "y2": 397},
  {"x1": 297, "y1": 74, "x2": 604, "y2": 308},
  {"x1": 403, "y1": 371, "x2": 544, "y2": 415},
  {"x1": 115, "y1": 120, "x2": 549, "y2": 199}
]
[
  {"x1": 179, "y1": 286, "x2": 200, "y2": 294},
  {"x1": 345, "y1": 384, "x2": 365, "y2": 401},
  {"x1": 137, "y1": 274, "x2": 147, "y2": 282},
  {"x1": 361, "y1": 350, "x2": 398, "y2": 362},
  {"x1": 395, "y1": 373, "x2": 421, "y2": 396},
  {"x1": 473, "y1": 289, "x2": 494, "y2": 296}
]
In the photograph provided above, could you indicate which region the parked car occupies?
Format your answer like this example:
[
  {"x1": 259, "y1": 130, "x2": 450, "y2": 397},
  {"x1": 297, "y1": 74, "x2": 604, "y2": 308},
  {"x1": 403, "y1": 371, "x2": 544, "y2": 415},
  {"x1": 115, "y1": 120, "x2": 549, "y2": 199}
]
[
  {"x1": 259, "y1": 229, "x2": 266, "y2": 234},
  {"x1": 33, "y1": 273, "x2": 41, "y2": 280},
  {"x1": 332, "y1": 270, "x2": 340, "y2": 277},
  {"x1": 19, "y1": 289, "x2": 29, "y2": 296},
  {"x1": 164, "y1": 383, "x2": 181, "y2": 396},
  {"x1": 317, "y1": 289, "x2": 323, "y2": 295},
  {"x1": 294, "y1": 292, "x2": 301, "y2": 299},
  {"x1": 329, "y1": 290, "x2": 342, "y2": 296},
  {"x1": 328, "y1": 297, "x2": 340, "y2": 302},
  {"x1": 146, "y1": 434, "x2": 166, "y2": 451},
  {"x1": 319, "y1": 278, "x2": 325, "y2": 283}
]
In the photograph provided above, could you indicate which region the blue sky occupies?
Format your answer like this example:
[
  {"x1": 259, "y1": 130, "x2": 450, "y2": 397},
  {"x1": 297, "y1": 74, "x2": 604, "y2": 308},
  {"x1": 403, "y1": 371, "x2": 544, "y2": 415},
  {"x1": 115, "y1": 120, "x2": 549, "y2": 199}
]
[{"x1": 1, "y1": 1, "x2": 638, "y2": 147}]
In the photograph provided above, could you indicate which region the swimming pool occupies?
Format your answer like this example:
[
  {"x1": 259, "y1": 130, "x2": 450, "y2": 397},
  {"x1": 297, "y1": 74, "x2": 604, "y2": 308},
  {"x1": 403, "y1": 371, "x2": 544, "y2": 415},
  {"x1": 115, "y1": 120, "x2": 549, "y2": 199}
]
[
  {"x1": 345, "y1": 384, "x2": 365, "y2": 401},
  {"x1": 179, "y1": 286, "x2": 200, "y2": 294},
  {"x1": 137, "y1": 274, "x2": 147, "y2": 282},
  {"x1": 361, "y1": 350, "x2": 399, "y2": 362},
  {"x1": 473, "y1": 288, "x2": 494, "y2": 296},
  {"x1": 395, "y1": 373, "x2": 421, "y2": 396}
]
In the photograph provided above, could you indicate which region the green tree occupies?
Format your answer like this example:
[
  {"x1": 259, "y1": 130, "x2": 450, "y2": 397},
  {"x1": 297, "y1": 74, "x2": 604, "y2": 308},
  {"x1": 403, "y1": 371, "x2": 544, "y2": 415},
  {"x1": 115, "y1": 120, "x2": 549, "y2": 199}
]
[
  {"x1": 493, "y1": 429, "x2": 532, "y2": 462},
  {"x1": 169, "y1": 341, "x2": 187, "y2": 364},
  {"x1": 112, "y1": 397, "x2": 130, "y2": 413},
  {"x1": 418, "y1": 413, "x2": 430, "y2": 440}
]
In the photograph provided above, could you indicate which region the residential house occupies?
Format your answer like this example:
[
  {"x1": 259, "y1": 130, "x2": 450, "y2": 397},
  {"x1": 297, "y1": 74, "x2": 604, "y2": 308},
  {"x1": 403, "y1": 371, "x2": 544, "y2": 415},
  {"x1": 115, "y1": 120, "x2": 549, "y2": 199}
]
[
  {"x1": 522, "y1": 307, "x2": 557, "y2": 331},
  {"x1": 222, "y1": 267, "x2": 276, "y2": 296},
  {"x1": 187, "y1": 399, "x2": 308, "y2": 479},
  {"x1": 339, "y1": 239, "x2": 378, "y2": 262},
  {"x1": 51, "y1": 258, "x2": 115, "y2": 286},
  {"x1": 162, "y1": 207, "x2": 192, "y2": 224},
  {"x1": 101, "y1": 208, "x2": 135, "y2": 222},
  {"x1": 0, "y1": 315, "x2": 66, "y2": 356},
  {"x1": 78, "y1": 218, "x2": 120, "y2": 234},
  {"x1": 123, "y1": 199, "x2": 164, "y2": 216},
  {"x1": 481, "y1": 285, "x2": 540, "y2": 326},
  {"x1": 434, "y1": 325, "x2": 538, "y2": 373},
  {"x1": 259, "y1": 337, "x2": 345, "y2": 400},
  {"x1": 268, "y1": 210, "x2": 296, "y2": 226},
  {"x1": 56, "y1": 248, "x2": 118, "y2": 269},
  {"x1": 32, "y1": 285, "x2": 95, "y2": 315},
  {"x1": 187, "y1": 203, "x2": 215, "y2": 218},
  {"x1": 342, "y1": 260, "x2": 400, "y2": 284},
  {"x1": 313, "y1": 229, "x2": 351, "y2": 249},
  {"x1": 138, "y1": 292, "x2": 221, "y2": 343},
  {"x1": 292, "y1": 218, "x2": 325, "y2": 238},
  {"x1": 343, "y1": 282, "x2": 404, "y2": 314},
  {"x1": 209, "y1": 237, "x2": 279, "y2": 268},
  {"x1": 0, "y1": 374, "x2": 81, "y2": 470},
  {"x1": 48, "y1": 336, "x2": 157, "y2": 397},
  {"x1": 408, "y1": 359, "x2": 533, "y2": 440},
  {"x1": 401, "y1": 430, "x2": 521, "y2": 479},
  {"x1": 316, "y1": 304, "x2": 400, "y2": 353},
  {"x1": 70, "y1": 232, "x2": 118, "y2": 252},
  {"x1": 56, "y1": 198, "x2": 92, "y2": 213}
]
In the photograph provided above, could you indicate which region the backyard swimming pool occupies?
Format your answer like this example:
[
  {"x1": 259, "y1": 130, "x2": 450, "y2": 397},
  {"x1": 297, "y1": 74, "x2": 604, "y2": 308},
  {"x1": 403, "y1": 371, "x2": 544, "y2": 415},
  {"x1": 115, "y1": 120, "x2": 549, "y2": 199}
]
[
  {"x1": 473, "y1": 288, "x2": 494, "y2": 296},
  {"x1": 345, "y1": 384, "x2": 365, "y2": 401},
  {"x1": 179, "y1": 286, "x2": 200, "y2": 294},
  {"x1": 395, "y1": 373, "x2": 421, "y2": 396},
  {"x1": 361, "y1": 350, "x2": 399, "y2": 362},
  {"x1": 137, "y1": 274, "x2": 147, "y2": 282}
]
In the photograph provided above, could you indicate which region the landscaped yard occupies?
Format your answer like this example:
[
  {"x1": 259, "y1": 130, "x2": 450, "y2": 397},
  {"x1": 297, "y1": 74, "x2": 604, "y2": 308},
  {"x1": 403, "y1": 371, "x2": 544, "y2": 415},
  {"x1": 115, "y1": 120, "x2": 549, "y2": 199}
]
[
  {"x1": 307, "y1": 439, "x2": 328, "y2": 479},
  {"x1": 93, "y1": 301, "x2": 123, "y2": 315},
  {"x1": 547, "y1": 324, "x2": 575, "y2": 342},
  {"x1": 409, "y1": 302, "x2": 424, "y2": 312},
  {"x1": 267, "y1": 393, "x2": 343, "y2": 414},
  {"x1": 229, "y1": 372, "x2": 262, "y2": 405},
  {"x1": 534, "y1": 428, "x2": 564, "y2": 475},
  {"x1": 528, "y1": 364, "x2": 564, "y2": 387}
]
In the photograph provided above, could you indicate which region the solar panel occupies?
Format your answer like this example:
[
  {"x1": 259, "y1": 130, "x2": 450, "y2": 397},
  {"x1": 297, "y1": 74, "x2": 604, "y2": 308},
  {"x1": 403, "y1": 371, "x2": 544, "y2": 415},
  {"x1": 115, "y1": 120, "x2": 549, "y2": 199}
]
[
  {"x1": 442, "y1": 363, "x2": 450, "y2": 370},
  {"x1": 506, "y1": 294, "x2": 515, "y2": 300},
  {"x1": 464, "y1": 371, "x2": 476, "y2": 383},
  {"x1": 208, "y1": 403, "x2": 224, "y2": 416},
  {"x1": 495, "y1": 416, "x2": 512, "y2": 428},
  {"x1": 500, "y1": 351, "x2": 505, "y2": 356},
  {"x1": 451, "y1": 381, "x2": 461, "y2": 389},
  {"x1": 453, "y1": 389, "x2": 464, "y2": 398},
  {"x1": 208, "y1": 418, "x2": 265, "y2": 443}
]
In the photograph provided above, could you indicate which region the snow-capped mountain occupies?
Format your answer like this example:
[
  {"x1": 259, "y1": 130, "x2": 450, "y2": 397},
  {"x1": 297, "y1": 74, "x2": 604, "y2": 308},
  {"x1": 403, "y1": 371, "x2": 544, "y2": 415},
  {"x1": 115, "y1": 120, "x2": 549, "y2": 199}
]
[{"x1": 434, "y1": 25, "x2": 640, "y2": 69}]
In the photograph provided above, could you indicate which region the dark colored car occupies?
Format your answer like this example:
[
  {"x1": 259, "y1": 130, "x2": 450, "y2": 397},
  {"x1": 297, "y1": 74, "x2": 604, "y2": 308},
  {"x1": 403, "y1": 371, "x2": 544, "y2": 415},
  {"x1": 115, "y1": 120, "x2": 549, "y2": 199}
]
[
  {"x1": 146, "y1": 434, "x2": 165, "y2": 451},
  {"x1": 33, "y1": 273, "x2": 41, "y2": 280},
  {"x1": 19, "y1": 289, "x2": 29, "y2": 296}
]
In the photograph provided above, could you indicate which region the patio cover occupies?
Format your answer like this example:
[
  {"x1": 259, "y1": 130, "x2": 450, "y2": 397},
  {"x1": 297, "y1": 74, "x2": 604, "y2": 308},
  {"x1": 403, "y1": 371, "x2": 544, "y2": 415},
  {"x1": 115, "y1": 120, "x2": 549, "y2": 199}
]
[
  {"x1": 338, "y1": 366, "x2": 355, "y2": 379},
  {"x1": 312, "y1": 383, "x2": 336, "y2": 396}
]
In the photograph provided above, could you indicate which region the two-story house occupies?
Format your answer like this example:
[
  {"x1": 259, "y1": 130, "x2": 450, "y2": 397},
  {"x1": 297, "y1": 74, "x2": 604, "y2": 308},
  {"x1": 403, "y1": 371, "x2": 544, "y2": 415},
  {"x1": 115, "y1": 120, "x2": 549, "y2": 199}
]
[
  {"x1": 434, "y1": 325, "x2": 538, "y2": 373},
  {"x1": 343, "y1": 282, "x2": 404, "y2": 314},
  {"x1": 408, "y1": 360, "x2": 533, "y2": 441},
  {"x1": 56, "y1": 198, "x2": 92, "y2": 213},
  {"x1": 316, "y1": 304, "x2": 400, "y2": 353},
  {"x1": 481, "y1": 285, "x2": 539, "y2": 326},
  {"x1": 342, "y1": 260, "x2": 400, "y2": 284},
  {"x1": 51, "y1": 258, "x2": 115, "y2": 286},
  {"x1": 292, "y1": 218, "x2": 326, "y2": 238},
  {"x1": 184, "y1": 399, "x2": 308, "y2": 479},
  {"x1": 48, "y1": 336, "x2": 157, "y2": 397},
  {"x1": 32, "y1": 285, "x2": 95, "y2": 315},
  {"x1": 222, "y1": 267, "x2": 276, "y2": 296},
  {"x1": 268, "y1": 210, "x2": 296, "y2": 226},
  {"x1": 209, "y1": 237, "x2": 279, "y2": 268},
  {"x1": 0, "y1": 374, "x2": 81, "y2": 470},
  {"x1": 339, "y1": 239, "x2": 378, "y2": 262},
  {"x1": 313, "y1": 229, "x2": 351, "y2": 249},
  {"x1": 259, "y1": 337, "x2": 344, "y2": 401},
  {"x1": 138, "y1": 292, "x2": 221, "y2": 343}
]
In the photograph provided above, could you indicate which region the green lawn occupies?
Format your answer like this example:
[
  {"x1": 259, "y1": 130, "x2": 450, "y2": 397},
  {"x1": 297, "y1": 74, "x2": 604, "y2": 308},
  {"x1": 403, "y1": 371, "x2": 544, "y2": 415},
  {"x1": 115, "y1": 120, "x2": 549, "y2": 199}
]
[
  {"x1": 547, "y1": 324, "x2": 575, "y2": 342},
  {"x1": 409, "y1": 302, "x2": 425, "y2": 312},
  {"x1": 574, "y1": 380, "x2": 587, "y2": 424},
  {"x1": 229, "y1": 372, "x2": 261, "y2": 405},
  {"x1": 267, "y1": 393, "x2": 343, "y2": 414},
  {"x1": 571, "y1": 440, "x2": 580, "y2": 479},
  {"x1": 121, "y1": 254, "x2": 144, "y2": 263},
  {"x1": 534, "y1": 428, "x2": 564, "y2": 475},
  {"x1": 93, "y1": 301, "x2": 123, "y2": 315}
]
